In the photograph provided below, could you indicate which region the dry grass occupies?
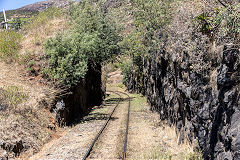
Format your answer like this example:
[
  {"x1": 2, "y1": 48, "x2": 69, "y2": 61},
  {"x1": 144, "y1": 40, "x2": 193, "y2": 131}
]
[
  {"x1": 0, "y1": 84, "x2": 61, "y2": 159},
  {"x1": 20, "y1": 17, "x2": 68, "y2": 57},
  {"x1": 17, "y1": 7, "x2": 70, "y2": 77},
  {"x1": 0, "y1": 68, "x2": 60, "y2": 158},
  {"x1": 0, "y1": 88, "x2": 55, "y2": 158}
]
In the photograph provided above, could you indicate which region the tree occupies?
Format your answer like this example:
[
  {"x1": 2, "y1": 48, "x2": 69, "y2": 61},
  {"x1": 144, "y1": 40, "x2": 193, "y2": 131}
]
[{"x1": 44, "y1": 0, "x2": 121, "y2": 87}]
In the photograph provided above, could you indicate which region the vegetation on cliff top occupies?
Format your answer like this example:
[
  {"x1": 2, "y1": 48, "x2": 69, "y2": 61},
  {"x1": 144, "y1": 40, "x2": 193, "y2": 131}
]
[
  {"x1": 121, "y1": 0, "x2": 172, "y2": 93},
  {"x1": 0, "y1": 6, "x2": 68, "y2": 159}
]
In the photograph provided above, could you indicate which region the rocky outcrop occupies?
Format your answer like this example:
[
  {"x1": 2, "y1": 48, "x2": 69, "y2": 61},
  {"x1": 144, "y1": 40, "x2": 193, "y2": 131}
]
[
  {"x1": 126, "y1": 45, "x2": 240, "y2": 159},
  {"x1": 124, "y1": 1, "x2": 240, "y2": 159},
  {"x1": 54, "y1": 63, "x2": 104, "y2": 125}
]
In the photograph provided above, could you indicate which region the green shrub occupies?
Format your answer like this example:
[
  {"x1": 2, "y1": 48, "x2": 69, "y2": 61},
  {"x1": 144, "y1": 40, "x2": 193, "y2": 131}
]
[
  {"x1": 121, "y1": 31, "x2": 146, "y2": 68},
  {"x1": 121, "y1": 60, "x2": 133, "y2": 85},
  {"x1": 44, "y1": 33, "x2": 88, "y2": 85},
  {"x1": 44, "y1": 0, "x2": 121, "y2": 87},
  {"x1": 26, "y1": 60, "x2": 36, "y2": 73},
  {"x1": 18, "y1": 50, "x2": 33, "y2": 65},
  {"x1": 0, "y1": 30, "x2": 22, "y2": 62},
  {"x1": 194, "y1": 4, "x2": 240, "y2": 43},
  {"x1": 121, "y1": 0, "x2": 172, "y2": 91},
  {"x1": 214, "y1": 5, "x2": 240, "y2": 42}
]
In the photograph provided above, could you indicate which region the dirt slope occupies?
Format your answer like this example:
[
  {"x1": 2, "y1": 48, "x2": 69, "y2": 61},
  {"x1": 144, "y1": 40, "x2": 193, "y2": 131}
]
[
  {"x1": 0, "y1": 61, "x2": 57, "y2": 159},
  {"x1": 0, "y1": 62, "x2": 47, "y2": 105}
]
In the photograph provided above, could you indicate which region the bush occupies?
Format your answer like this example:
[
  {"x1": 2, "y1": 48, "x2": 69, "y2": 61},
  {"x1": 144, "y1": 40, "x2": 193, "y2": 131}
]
[
  {"x1": 194, "y1": 4, "x2": 240, "y2": 44},
  {"x1": 121, "y1": 31, "x2": 145, "y2": 68},
  {"x1": 44, "y1": 0, "x2": 121, "y2": 87},
  {"x1": 123, "y1": 0, "x2": 172, "y2": 59},
  {"x1": 121, "y1": 0, "x2": 172, "y2": 90},
  {"x1": 44, "y1": 33, "x2": 88, "y2": 85},
  {"x1": 0, "y1": 30, "x2": 22, "y2": 62},
  {"x1": 214, "y1": 5, "x2": 240, "y2": 43},
  {"x1": 121, "y1": 60, "x2": 133, "y2": 85}
]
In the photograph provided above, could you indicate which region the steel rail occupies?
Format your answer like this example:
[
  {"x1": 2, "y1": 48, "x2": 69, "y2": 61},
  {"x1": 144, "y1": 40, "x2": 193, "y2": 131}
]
[
  {"x1": 116, "y1": 91, "x2": 130, "y2": 160},
  {"x1": 82, "y1": 91, "x2": 131, "y2": 160},
  {"x1": 82, "y1": 91, "x2": 122, "y2": 160}
]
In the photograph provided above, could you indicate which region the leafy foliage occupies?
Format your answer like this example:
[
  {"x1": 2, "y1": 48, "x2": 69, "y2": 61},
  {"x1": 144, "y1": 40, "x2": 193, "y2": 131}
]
[
  {"x1": 121, "y1": 59, "x2": 133, "y2": 85},
  {"x1": 44, "y1": 33, "x2": 88, "y2": 85},
  {"x1": 123, "y1": 0, "x2": 171, "y2": 60},
  {"x1": 194, "y1": 13, "x2": 213, "y2": 35},
  {"x1": 44, "y1": 0, "x2": 121, "y2": 86},
  {"x1": 121, "y1": 0, "x2": 172, "y2": 90},
  {"x1": 194, "y1": 4, "x2": 240, "y2": 43},
  {"x1": 214, "y1": 5, "x2": 240, "y2": 42}
]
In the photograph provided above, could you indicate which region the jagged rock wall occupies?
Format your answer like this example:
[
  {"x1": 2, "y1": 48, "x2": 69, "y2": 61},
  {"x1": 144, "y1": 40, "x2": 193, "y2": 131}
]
[
  {"x1": 54, "y1": 63, "x2": 104, "y2": 125},
  {"x1": 126, "y1": 45, "x2": 240, "y2": 159}
]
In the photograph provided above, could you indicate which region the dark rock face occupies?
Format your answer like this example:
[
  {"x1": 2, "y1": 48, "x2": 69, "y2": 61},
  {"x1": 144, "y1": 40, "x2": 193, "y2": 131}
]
[
  {"x1": 54, "y1": 63, "x2": 104, "y2": 126},
  {"x1": 126, "y1": 45, "x2": 240, "y2": 159},
  {"x1": 0, "y1": 140, "x2": 24, "y2": 158}
]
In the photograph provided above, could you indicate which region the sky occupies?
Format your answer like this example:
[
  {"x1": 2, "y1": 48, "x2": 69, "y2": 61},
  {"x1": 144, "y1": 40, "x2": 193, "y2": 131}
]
[{"x1": 0, "y1": 0, "x2": 44, "y2": 11}]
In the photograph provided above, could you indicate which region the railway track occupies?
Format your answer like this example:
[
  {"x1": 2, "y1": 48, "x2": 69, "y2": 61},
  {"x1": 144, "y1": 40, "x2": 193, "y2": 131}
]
[{"x1": 82, "y1": 91, "x2": 131, "y2": 160}]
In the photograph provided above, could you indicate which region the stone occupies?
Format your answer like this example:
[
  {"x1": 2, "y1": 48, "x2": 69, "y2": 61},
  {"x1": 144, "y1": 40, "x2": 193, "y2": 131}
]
[{"x1": 126, "y1": 44, "x2": 240, "y2": 159}]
